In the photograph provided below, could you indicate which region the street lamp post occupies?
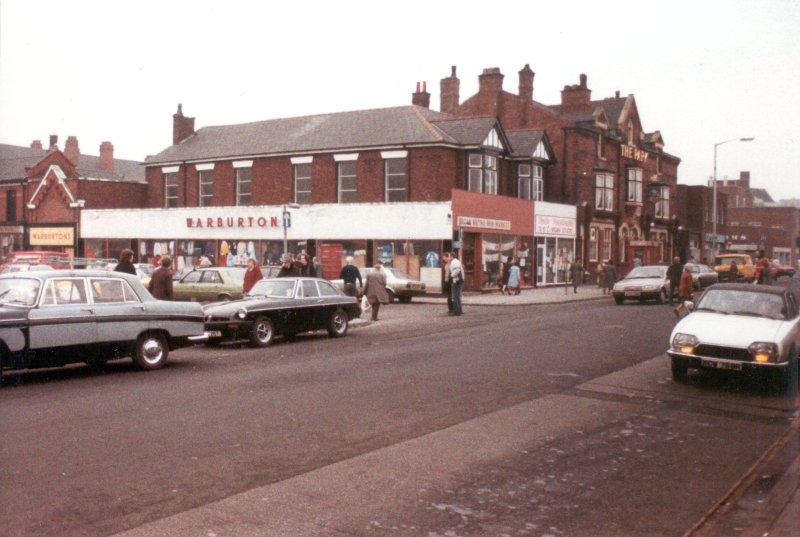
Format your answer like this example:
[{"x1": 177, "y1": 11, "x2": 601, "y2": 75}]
[
  {"x1": 712, "y1": 137, "x2": 754, "y2": 257},
  {"x1": 282, "y1": 203, "x2": 301, "y2": 255}
]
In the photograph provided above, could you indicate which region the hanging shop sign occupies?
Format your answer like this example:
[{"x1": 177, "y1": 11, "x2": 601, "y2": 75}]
[
  {"x1": 534, "y1": 215, "x2": 576, "y2": 237},
  {"x1": 621, "y1": 144, "x2": 649, "y2": 162},
  {"x1": 455, "y1": 216, "x2": 511, "y2": 231}
]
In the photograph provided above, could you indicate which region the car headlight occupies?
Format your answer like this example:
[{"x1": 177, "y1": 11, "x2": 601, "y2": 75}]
[
  {"x1": 644, "y1": 285, "x2": 659, "y2": 291},
  {"x1": 672, "y1": 333, "x2": 699, "y2": 354},
  {"x1": 748, "y1": 342, "x2": 779, "y2": 363},
  {"x1": 235, "y1": 308, "x2": 247, "y2": 320}
]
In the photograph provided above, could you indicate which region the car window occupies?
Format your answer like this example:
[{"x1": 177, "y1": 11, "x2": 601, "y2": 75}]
[
  {"x1": 300, "y1": 280, "x2": 320, "y2": 298},
  {"x1": 317, "y1": 281, "x2": 340, "y2": 297},
  {"x1": 181, "y1": 271, "x2": 202, "y2": 283},
  {"x1": 201, "y1": 271, "x2": 222, "y2": 284},
  {"x1": 626, "y1": 267, "x2": 666, "y2": 279},
  {"x1": 226, "y1": 268, "x2": 245, "y2": 282},
  {"x1": 90, "y1": 278, "x2": 126, "y2": 303},
  {"x1": 0, "y1": 277, "x2": 41, "y2": 306},
  {"x1": 248, "y1": 279, "x2": 296, "y2": 298},
  {"x1": 43, "y1": 278, "x2": 88, "y2": 306}
]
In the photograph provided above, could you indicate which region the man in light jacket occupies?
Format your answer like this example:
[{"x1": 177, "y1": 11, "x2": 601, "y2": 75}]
[
  {"x1": 443, "y1": 251, "x2": 464, "y2": 316},
  {"x1": 362, "y1": 262, "x2": 389, "y2": 321}
]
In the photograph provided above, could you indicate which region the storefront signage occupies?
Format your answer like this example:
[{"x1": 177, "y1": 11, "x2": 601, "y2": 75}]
[
  {"x1": 185, "y1": 216, "x2": 280, "y2": 229},
  {"x1": 456, "y1": 216, "x2": 511, "y2": 231},
  {"x1": 704, "y1": 233, "x2": 727, "y2": 244},
  {"x1": 621, "y1": 144, "x2": 649, "y2": 162},
  {"x1": 534, "y1": 215, "x2": 576, "y2": 237},
  {"x1": 29, "y1": 227, "x2": 74, "y2": 246}
]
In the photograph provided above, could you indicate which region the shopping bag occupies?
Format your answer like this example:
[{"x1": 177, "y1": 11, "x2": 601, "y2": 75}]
[{"x1": 360, "y1": 295, "x2": 371, "y2": 315}]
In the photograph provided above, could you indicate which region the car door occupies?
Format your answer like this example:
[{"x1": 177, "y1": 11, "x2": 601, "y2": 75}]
[
  {"x1": 295, "y1": 279, "x2": 324, "y2": 329},
  {"x1": 174, "y1": 270, "x2": 201, "y2": 300},
  {"x1": 27, "y1": 277, "x2": 97, "y2": 350},
  {"x1": 198, "y1": 270, "x2": 225, "y2": 301},
  {"x1": 89, "y1": 277, "x2": 147, "y2": 346}
]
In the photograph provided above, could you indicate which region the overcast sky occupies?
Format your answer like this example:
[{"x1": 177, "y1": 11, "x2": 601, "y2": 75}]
[{"x1": 1, "y1": 0, "x2": 797, "y2": 198}]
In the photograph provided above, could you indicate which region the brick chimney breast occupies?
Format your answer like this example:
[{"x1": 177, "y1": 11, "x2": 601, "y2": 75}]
[
  {"x1": 99, "y1": 141, "x2": 114, "y2": 173},
  {"x1": 49, "y1": 134, "x2": 58, "y2": 150},
  {"x1": 172, "y1": 103, "x2": 196, "y2": 145},
  {"x1": 411, "y1": 81, "x2": 430, "y2": 108},
  {"x1": 440, "y1": 66, "x2": 460, "y2": 115},
  {"x1": 560, "y1": 73, "x2": 592, "y2": 114},
  {"x1": 518, "y1": 64, "x2": 534, "y2": 101},
  {"x1": 64, "y1": 135, "x2": 80, "y2": 165},
  {"x1": 739, "y1": 171, "x2": 750, "y2": 187},
  {"x1": 30, "y1": 140, "x2": 43, "y2": 150},
  {"x1": 477, "y1": 67, "x2": 505, "y2": 118}
]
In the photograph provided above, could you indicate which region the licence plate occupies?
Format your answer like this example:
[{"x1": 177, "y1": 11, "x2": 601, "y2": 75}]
[
  {"x1": 207, "y1": 330, "x2": 222, "y2": 338},
  {"x1": 624, "y1": 291, "x2": 640, "y2": 297},
  {"x1": 701, "y1": 359, "x2": 742, "y2": 371}
]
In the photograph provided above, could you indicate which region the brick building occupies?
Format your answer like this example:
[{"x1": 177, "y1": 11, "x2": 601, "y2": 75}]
[
  {"x1": 712, "y1": 171, "x2": 775, "y2": 208},
  {"x1": 438, "y1": 65, "x2": 681, "y2": 274},
  {"x1": 0, "y1": 136, "x2": 146, "y2": 258},
  {"x1": 675, "y1": 185, "x2": 727, "y2": 263},
  {"x1": 726, "y1": 206, "x2": 800, "y2": 265}
]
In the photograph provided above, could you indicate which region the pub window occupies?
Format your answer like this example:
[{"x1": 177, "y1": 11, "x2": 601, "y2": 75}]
[
  {"x1": 517, "y1": 164, "x2": 532, "y2": 200},
  {"x1": 235, "y1": 167, "x2": 252, "y2": 206},
  {"x1": 627, "y1": 168, "x2": 643, "y2": 203},
  {"x1": 468, "y1": 153, "x2": 483, "y2": 192},
  {"x1": 337, "y1": 161, "x2": 357, "y2": 203},
  {"x1": 198, "y1": 170, "x2": 213, "y2": 207},
  {"x1": 654, "y1": 186, "x2": 669, "y2": 218},
  {"x1": 589, "y1": 227, "x2": 598, "y2": 261},
  {"x1": 595, "y1": 173, "x2": 614, "y2": 211},
  {"x1": 6, "y1": 190, "x2": 16, "y2": 221},
  {"x1": 533, "y1": 165, "x2": 543, "y2": 201},
  {"x1": 164, "y1": 172, "x2": 178, "y2": 208},
  {"x1": 294, "y1": 163, "x2": 312, "y2": 204},
  {"x1": 384, "y1": 158, "x2": 408, "y2": 202},
  {"x1": 602, "y1": 228, "x2": 613, "y2": 261}
]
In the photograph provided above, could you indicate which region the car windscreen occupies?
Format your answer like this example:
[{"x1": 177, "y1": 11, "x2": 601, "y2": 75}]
[
  {"x1": 714, "y1": 257, "x2": 744, "y2": 266},
  {"x1": 696, "y1": 289, "x2": 786, "y2": 319},
  {"x1": 0, "y1": 277, "x2": 41, "y2": 307},
  {"x1": 248, "y1": 280, "x2": 296, "y2": 298},
  {"x1": 625, "y1": 267, "x2": 665, "y2": 279}
]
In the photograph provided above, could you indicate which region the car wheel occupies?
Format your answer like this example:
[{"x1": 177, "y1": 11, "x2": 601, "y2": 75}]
[
  {"x1": 657, "y1": 289, "x2": 666, "y2": 304},
  {"x1": 671, "y1": 358, "x2": 689, "y2": 382},
  {"x1": 614, "y1": 296, "x2": 624, "y2": 305},
  {"x1": 248, "y1": 317, "x2": 274, "y2": 348},
  {"x1": 387, "y1": 290, "x2": 397, "y2": 304},
  {"x1": 132, "y1": 333, "x2": 169, "y2": 370},
  {"x1": 327, "y1": 309, "x2": 349, "y2": 338},
  {"x1": 399, "y1": 295, "x2": 412, "y2": 304}
]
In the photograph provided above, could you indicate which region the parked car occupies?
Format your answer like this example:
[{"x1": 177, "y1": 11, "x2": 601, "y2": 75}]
[
  {"x1": 172, "y1": 267, "x2": 246, "y2": 302},
  {"x1": 0, "y1": 270, "x2": 206, "y2": 374},
  {"x1": 2, "y1": 250, "x2": 72, "y2": 269},
  {"x1": 691, "y1": 264, "x2": 719, "y2": 290},
  {"x1": 133, "y1": 263, "x2": 154, "y2": 287},
  {"x1": 668, "y1": 282, "x2": 800, "y2": 391},
  {"x1": 0, "y1": 263, "x2": 54, "y2": 274},
  {"x1": 611, "y1": 265, "x2": 670, "y2": 304},
  {"x1": 770, "y1": 261, "x2": 796, "y2": 280},
  {"x1": 331, "y1": 267, "x2": 427, "y2": 303},
  {"x1": 713, "y1": 253, "x2": 755, "y2": 282},
  {"x1": 202, "y1": 277, "x2": 360, "y2": 347}
]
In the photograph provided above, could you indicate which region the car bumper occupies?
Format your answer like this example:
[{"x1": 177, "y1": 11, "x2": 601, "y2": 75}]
[
  {"x1": 612, "y1": 290, "x2": 662, "y2": 300},
  {"x1": 395, "y1": 288, "x2": 427, "y2": 297},
  {"x1": 187, "y1": 333, "x2": 210, "y2": 343},
  {"x1": 667, "y1": 350, "x2": 790, "y2": 371},
  {"x1": 204, "y1": 320, "x2": 250, "y2": 340}
]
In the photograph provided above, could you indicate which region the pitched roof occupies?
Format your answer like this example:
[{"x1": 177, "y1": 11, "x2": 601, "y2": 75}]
[
  {"x1": 429, "y1": 116, "x2": 498, "y2": 145},
  {"x1": 0, "y1": 143, "x2": 144, "y2": 183},
  {"x1": 548, "y1": 96, "x2": 627, "y2": 127},
  {"x1": 145, "y1": 105, "x2": 454, "y2": 165},
  {"x1": 751, "y1": 188, "x2": 774, "y2": 203},
  {"x1": 505, "y1": 130, "x2": 545, "y2": 158}
]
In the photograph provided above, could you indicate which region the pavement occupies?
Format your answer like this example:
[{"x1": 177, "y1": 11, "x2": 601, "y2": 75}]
[{"x1": 415, "y1": 283, "x2": 610, "y2": 306}]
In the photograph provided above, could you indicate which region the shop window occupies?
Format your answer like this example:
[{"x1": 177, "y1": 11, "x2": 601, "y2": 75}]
[
  {"x1": 517, "y1": 164, "x2": 532, "y2": 200},
  {"x1": 384, "y1": 158, "x2": 408, "y2": 202},
  {"x1": 294, "y1": 163, "x2": 312, "y2": 204},
  {"x1": 198, "y1": 170, "x2": 213, "y2": 207},
  {"x1": 164, "y1": 172, "x2": 178, "y2": 208},
  {"x1": 595, "y1": 173, "x2": 614, "y2": 211},
  {"x1": 337, "y1": 161, "x2": 357, "y2": 203},
  {"x1": 602, "y1": 228, "x2": 613, "y2": 261},
  {"x1": 235, "y1": 168, "x2": 252, "y2": 206},
  {"x1": 627, "y1": 168, "x2": 642, "y2": 203},
  {"x1": 589, "y1": 227, "x2": 598, "y2": 261},
  {"x1": 654, "y1": 186, "x2": 669, "y2": 218}
]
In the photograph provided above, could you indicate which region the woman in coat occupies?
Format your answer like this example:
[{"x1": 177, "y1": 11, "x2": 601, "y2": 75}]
[
  {"x1": 601, "y1": 260, "x2": 617, "y2": 295},
  {"x1": 362, "y1": 263, "x2": 389, "y2": 321},
  {"x1": 677, "y1": 263, "x2": 695, "y2": 301},
  {"x1": 242, "y1": 258, "x2": 263, "y2": 294},
  {"x1": 506, "y1": 259, "x2": 521, "y2": 295}
]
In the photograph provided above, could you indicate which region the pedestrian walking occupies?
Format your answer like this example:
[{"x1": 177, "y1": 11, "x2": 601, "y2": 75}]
[
  {"x1": 312, "y1": 256, "x2": 324, "y2": 278},
  {"x1": 277, "y1": 254, "x2": 299, "y2": 277},
  {"x1": 113, "y1": 248, "x2": 137, "y2": 275},
  {"x1": 443, "y1": 251, "x2": 464, "y2": 315},
  {"x1": 677, "y1": 263, "x2": 694, "y2": 302},
  {"x1": 339, "y1": 256, "x2": 363, "y2": 296},
  {"x1": 362, "y1": 262, "x2": 389, "y2": 321},
  {"x1": 500, "y1": 261, "x2": 511, "y2": 294},
  {"x1": 601, "y1": 260, "x2": 617, "y2": 295},
  {"x1": 596, "y1": 261, "x2": 605, "y2": 289},
  {"x1": 506, "y1": 259, "x2": 521, "y2": 295},
  {"x1": 243, "y1": 258, "x2": 263, "y2": 294},
  {"x1": 443, "y1": 255, "x2": 453, "y2": 313},
  {"x1": 728, "y1": 260, "x2": 739, "y2": 283},
  {"x1": 666, "y1": 256, "x2": 682, "y2": 304},
  {"x1": 569, "y1": 260, "x2": 584, "y2": 293},
  {"x1": 148, "y1": 255, "x2": 174, "y2": 300},
  {"x1": 296, "y1": 253, "x2": 312, "y2": 276}
]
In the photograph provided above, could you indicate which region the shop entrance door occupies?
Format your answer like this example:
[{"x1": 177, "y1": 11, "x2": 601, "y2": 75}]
[{"x1": 536, "y1": 243, "x2": 546, "y2": 286}]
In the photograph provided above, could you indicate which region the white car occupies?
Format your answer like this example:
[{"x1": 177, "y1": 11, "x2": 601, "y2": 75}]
[
  {"x1": 668, "y1": 283, "x2": 800, "y2": 391},
  {"x1": 612, "y1": 265, "x2": 670, "y2": 304}
]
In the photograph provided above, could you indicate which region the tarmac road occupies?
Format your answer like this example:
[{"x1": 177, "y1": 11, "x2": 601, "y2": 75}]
[{"x1": 0, "y1": 299, "x2": 796, "y2": 536}]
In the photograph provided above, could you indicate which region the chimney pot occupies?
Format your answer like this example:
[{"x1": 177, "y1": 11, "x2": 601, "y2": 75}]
[
  {"x1": 579, "y1": 73, "x2": 587, "y2": 88},
  {"x1": 422, "y1": 81, "x2": 426, "y2": 92},
  {"x1": 615, "y1": 90, "x2": 620, "y2": 98},
  {"x1": 440, "y1": 66, "x2": 460, "y2": 114},
  {"x1": 99, "y1": 141, "x2": 114, "y2": 173},
  {"x1": 172, "y1": 104, "x2": 196, "y2": 145},
  {"x1": 450, "y1": 65, "x2": 456, "y2": 77},
  {"x1": 30, "y1": 140, "x2": 43, "y2": 150},
  {"x1": 49, "y1": 134, "x2": 58, "y2": 149},
  {"x1": 416, "y1": 82, "x2": 420, "y2": 92},
  {"x1": 411, "y1": 80, "x2": 431, "y2": 108}
]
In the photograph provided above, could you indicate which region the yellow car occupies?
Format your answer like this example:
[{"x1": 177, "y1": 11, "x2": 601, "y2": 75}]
[{"x1": 713, "y1": 254, "x2": 755, "y2": 283}]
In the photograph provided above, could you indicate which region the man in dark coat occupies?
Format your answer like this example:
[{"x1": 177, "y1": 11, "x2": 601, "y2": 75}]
[
  {"x1": 570, "y1": 261, "x2": 584, "y2": 294},
  {"x1": 666, "y1": 256, "x2": 683, "y2": 304},
  {"x1": 113, "y1": 248, "x2": 137, "y2": 275},
  {"x1": 339, "y1": 256, "x2": 363, "y2": 296},
  {"x1": 601, "y1": 260, "x2": 617, "y2": 295},
  {"x1": 148, "y1": 255, "x2": 173, "y2": 300},
  {"x1": 277, "y1": 255, "x2": 299, "y2": 278}
]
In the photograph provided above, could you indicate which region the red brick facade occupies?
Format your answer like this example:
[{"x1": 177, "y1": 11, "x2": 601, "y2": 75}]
[{"x1": 726, "y1": 206, "x2": 800, "y2": 265}]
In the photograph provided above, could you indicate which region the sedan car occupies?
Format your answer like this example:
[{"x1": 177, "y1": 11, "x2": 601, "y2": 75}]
[
  {"x1": 202, "y1": 277, "x2": 360, "y2": 347},
  {"x1": 612, "y1": 265, "x2": 670, "y2": 304},
  {"x1": 0, "y1": 263, "x2": 54, "y2": 274},
  {"x1": 173, "y1": 267, "x2": 246, "y2": 302},
  {"x1": 691, "y1": 264, "x2": 719, "y2": 290},
  {"x1": 668, "y1": 283, "x2": 800, "y2": 391},
  {"x1": 0, "y1": 270, "x2": 205, "y2": 374},
  {"x1": 332, "y1": 267, "x2": 427, "y2": 303}
]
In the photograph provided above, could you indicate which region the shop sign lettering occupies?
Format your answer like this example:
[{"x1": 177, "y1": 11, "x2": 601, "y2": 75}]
[
  {"x1": 186, "y1": 216, "x2": 280, "y2": 229},
  {"x1": 29, "y1": 227, "x2": 74, "y2": 246},
  {"x1": 456, "y1": 216, "x2": 511, "y2": 231},
  {"x1": 621, "y1": 144, "x2": 649, "y2": 162},
  {"x1": 534, "y1": 215, "x2": 576, "y2": 237}
]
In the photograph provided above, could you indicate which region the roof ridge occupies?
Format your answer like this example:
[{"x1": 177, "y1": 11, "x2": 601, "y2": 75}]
[{"x1": 410, "y1": 105, "x2": 446, "y2": 142}]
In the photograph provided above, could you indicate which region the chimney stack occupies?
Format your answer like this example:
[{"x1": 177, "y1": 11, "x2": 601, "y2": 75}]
[
  {"x1": 477, "y1": 67, "x2": 505, "y2": 118},
  {"x1": 30, "y1": 140, "x2": 43, "y2": 150},
  {"x1": 99, "y1": 141, "x2": 114, "y2": 172},
  {"x1": 411, "y1": 81, "x2": 430, "y2": 108},
  {"x1": 49, "y1": 134, "x2": 58, "y2": 150},
  {"x1": 560, "y1": 73, "x2": 592, "y2": 114},
  {"x1": 739, "y1": 171, "x2": 750, "y2": 187},
  {"x1": 518, "y1": 64, "x2": 534, "y2": 101},
  {"x1": 64, "y1": 136, "x2": 80, "y2": 165},
  {"x1": 172, "y1": 103, "x2": 195, "y2": 145},
  {"x1": 615, "y1": 90, "x2": 620, "y2": 98},
  {"x1": 440, "y1": 65, "x2": 460, "y2": 115}
]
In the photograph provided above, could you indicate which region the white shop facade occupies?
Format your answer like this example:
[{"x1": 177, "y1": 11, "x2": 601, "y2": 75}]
[{"x1": 533, "y1": 202, "x2": 578, "y2": 286}]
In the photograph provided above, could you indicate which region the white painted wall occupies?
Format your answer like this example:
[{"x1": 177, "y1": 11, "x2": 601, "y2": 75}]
[{"x1": 533, "y1": 201, "x2": 577, "y2": 219}]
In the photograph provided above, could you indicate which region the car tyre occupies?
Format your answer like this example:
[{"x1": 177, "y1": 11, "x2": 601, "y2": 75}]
[
  {"x1": 248, "y1": 316, "x2": 274, "y2": 348},
  {"x1": 132, "y1": 333, "x2": 169, "y2": 370},
  {"x1": 399, "y1": 295, "x2": 412, "y2": 304},
  {"x1": 671, "y1": 357, "x2": 689, "y2": 382},
  {"x1": 327, "y1": 309, "x2": 349, "y2": 338},
  {"x1": 614, "y1": 296, "x2": 624, "y2": 305}
]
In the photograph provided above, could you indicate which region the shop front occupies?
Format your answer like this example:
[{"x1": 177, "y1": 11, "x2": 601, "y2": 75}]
[
  {"x1": 533, "y1": 202, "x2": 577, "y2": 286},
  {"x1": 0, "y1": 225, "x2": 25, "y2": 259},
  {"x1": 80, "y1": 202, "x2": 452, "y2": 290}
]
